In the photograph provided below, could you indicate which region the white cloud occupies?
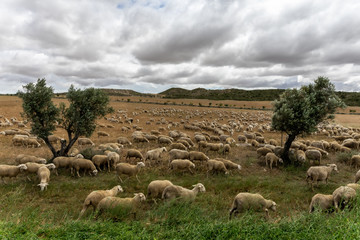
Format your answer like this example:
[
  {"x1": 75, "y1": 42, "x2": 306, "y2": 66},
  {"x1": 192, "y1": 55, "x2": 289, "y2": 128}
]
[{"x1": 1, "y1": 0, "x2": 360, "y2": 94}]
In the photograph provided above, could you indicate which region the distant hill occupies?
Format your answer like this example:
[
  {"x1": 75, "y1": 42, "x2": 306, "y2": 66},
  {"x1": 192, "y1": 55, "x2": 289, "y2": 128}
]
[
  {"x1": 159, "y1": 88, "x2": 360, "y2": 106},
  {"x1": 100, "y1": 89, "x2": 156, "y2": 97}
]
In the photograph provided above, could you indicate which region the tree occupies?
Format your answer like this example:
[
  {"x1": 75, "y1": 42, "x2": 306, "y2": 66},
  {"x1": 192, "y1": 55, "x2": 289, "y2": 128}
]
[
  {"x1": 18, "y1": 78, "x2": 113, "y2": 159},
  {"x1": 271, "y1": 76, "x2": 345, "y2": 165}
]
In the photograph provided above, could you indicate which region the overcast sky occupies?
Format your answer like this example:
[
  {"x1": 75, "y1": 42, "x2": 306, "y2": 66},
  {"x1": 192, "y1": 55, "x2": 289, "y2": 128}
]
[{"x1": 1, "y1": 0, "x2": 360, "y2": 94}]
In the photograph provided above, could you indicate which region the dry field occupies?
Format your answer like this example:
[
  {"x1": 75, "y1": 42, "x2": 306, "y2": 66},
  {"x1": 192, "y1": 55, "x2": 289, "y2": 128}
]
[{"x1": 0, "y1": 94, "x2": 360, "y2": 232}]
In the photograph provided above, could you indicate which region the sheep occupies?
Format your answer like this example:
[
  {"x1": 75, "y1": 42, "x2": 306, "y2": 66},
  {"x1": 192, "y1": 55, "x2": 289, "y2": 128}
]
[
  {"x1": 351, "y1": 155, "x2": 360, "y2": 169},
  {"x1": 256, "y1": 147, "x2": 273, "y2": 159},
  {"x1": 97, "y1": 131, "x2": 110, "y2": 137},
  {"x1": 205, "y1": 143, "x2": 223, "y2": 153},
  {"x1": 95, "y1": 193, "x2": 146, "y2": 219},
  {"x1": 223, "y1": 144, "x2": 231, "y2": 155},
  {"x1": 117, "y1": 137, "x2": 132, "y2": 146},
  {"x1": 48, "y1": 135, "x2": 63, "y2": 144},
  {"x1": 309, "y1": 194, "x2": 334, "y2": 213},
  {"x1": 169, "y1": 159, "x2": 195, "y2": 174},
  {"x1": 306, "y1": 164, "x2": 338, "y2": 191},
  {"x1": 69, "y1": 147, "x2": 80, "y2": 157},
  {"x1": 91, "y1": 155, "x2": 109, "y2": 172},
  {"x1": 168, "y1": 149, "x2": 190, "y2": 162},
  {"x1": 305, "y1": 149, "x2": 322, "y2": 165},
  {"x1": 53, "y1": 156, "x2": 77, "y2": 175},
  {"x1": 198, "y1": 141, "x2": 208, "y2": 151},
  {"x1": 177, "y1": 139, "x2": 191, "y2": 149},
  {"x1": 346, "y1": 183, "x2": 360, "y2": 191},
  {"x1": 23, "y1": 138, "x2": 41, "y2": 148},
  {"x1": 229, "y1": 192, "x2": 277, "y2": 219},
  {"x1": 133, "y1": 135, "x2": 149, "y2": 143},
  {"x1": 269, "y1": 139, "x2": 278, "y2": 146},
  {"x1": 342, "y1": 139, "x2": 359, "y2": 149},
  {"x1": 189, "y1": 151, "x2": 209, "y2": 162},
  {"x1": 355, "y1": 169, "x2": 360, "y2": 183},
  {"x1": 144, "y1": 147, "x2": 167, "y2": 165},
  {"x1": 237, "y1": 135, "x2": 247, "y2": 143},
  {"x1": 295, "y1": 149, "x2": 306, "y2": 164},
  {"x1": 265, "y1": 153, "x2": 283, "y2": 170},
  {"x1": 71, "y1": 158, "x2": 98, "y2": 177},
  {"x1": 169, "y1": 142, "x2": 187, "y2": 151},
  {"x1": 206, "y1": 159, "x2": 228, "y2": 176},
  {"x1": 15, "y1": 154, "x2": 47, "y2": 164},
  {"x1": 79, "y1": 185, "x2": 124, "y2": 218},
  {"x1": 162, "y1": 183, "x2": 206, "y2": 201},
  {"x1": 115, "y1": 162, "x2": 145, "y2": 183},
  {"x1": 147, "y1": 180, "x2": 173, "y2": 203},
  {"x1": 332, "y1": 186, "x2": 357, "y2": 211},
  {"x1": 194, "y1": 135, "x2": 207, "y2": 143},
  {"x1": 215, "y1": 158, "x2": 242, "y2": 173},
  {"x1": 12, "y1": 135, "x2": 27, "y2": 146},
  {"x1": 251, "y1": 139, "x2": 260, "y2": 148},
  {"x1": 306, "y1": 146, "x2": 329, "y2": 157},
  {"x1": 158, "y1": 136, "x2": 172, "y2": 145},
  {"x1": 37, "y1": 166, "x2": 51, "y2": 191},
  {"x1": 105, "y1": 151, "x2": 120, "y2": 171},
  {"x1": 24, "y1": 162, "x2": 55, "y2": 181},
  {"x1": 0, "y1": 164, "x2": 28, "y2": 183},
  {"x1": 78, "y1": 137, "x2": 95, "y2": 147},
  {"x1": 179, "y1": 137, "x2": 195, "y2": 147},
  {"x1": 125, "y1": 149, "x2": 144, "y2": 163}
]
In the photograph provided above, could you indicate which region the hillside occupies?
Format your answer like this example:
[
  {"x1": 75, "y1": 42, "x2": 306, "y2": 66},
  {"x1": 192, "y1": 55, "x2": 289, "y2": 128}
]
[{"x1": 159, "y1": 88, "x2": 360, "y2": 106}]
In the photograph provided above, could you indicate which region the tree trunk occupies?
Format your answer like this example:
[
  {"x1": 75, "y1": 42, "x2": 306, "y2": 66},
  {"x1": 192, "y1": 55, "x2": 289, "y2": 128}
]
[
  {"x1": 281, "y1": 133, "x2": 296, "y2": 166},
  {"x1": 43, "y1": 138, "x2": 58, "y2": 160}
]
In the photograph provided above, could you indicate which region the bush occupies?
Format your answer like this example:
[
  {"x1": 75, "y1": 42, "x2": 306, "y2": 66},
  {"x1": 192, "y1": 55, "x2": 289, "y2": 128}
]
[
  {"x1": 80, "y1": 148, "x2": 104, "y2": 159},
  {"x1": 336, "y1": 151, "x2": 356, "y2": 165}
]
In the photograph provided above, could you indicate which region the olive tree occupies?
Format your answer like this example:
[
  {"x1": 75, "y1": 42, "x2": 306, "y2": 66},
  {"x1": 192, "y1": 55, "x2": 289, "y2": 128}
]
[
  {"x1": 271, "y1": 76, "x2": 345, "y2": 165},
  {"x1": 18, "y1": 78, "x2": 113, "y2": 159}
]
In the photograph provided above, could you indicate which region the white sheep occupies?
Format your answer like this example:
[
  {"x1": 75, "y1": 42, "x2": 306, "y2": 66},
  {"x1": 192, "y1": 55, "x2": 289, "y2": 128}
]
[
  {"x1": 332, "y1": 186, "x2": 357, "y2": 211},
  {"x1": 125, "y1": 149, "x2": 144, "y2": 163},
  {"x1": 169, "y1": 159, "x2": 195, "y2": 174},
  {"x1": 97, "y1": 131, "x2": 110, "y2": 137},
  {"x1": 71, "y1": 158, "x2": 98, "y2": 177},
  {"x1": 346, "y1": 183, "x2": 360, "y2": 191},
  {"x1": 206, "y1": 159, "x2": 228, "y2": 176},
  {"x1": 306, "y1": 164, "x2": 338, "y2": 191},
  {"x1": 309, "y1": 194, "x2": 334, "y2": 213},
  {"x1": 104, "y1": 151, "x2": 120, "y2": 171},
  {"x1": 189, "y1": 151, "x2": 209, "y2": 162},
  {"x1": 117, "y1": 137, "x2": 132, "y2": 146},
  {"x1": 53, "y1": 156, "x2": 77, "y2": 175},
  {"x1": 168, "y1": 149, "x2": 190, "y2": 162},
  {"x1": 265, "y1": 153, "x2": 283, "y2": 170},
  {"x1": 78, "y1": 137, "x2": 95, "y2": 147},
  {"x1": 95, "y1": 193, "x2": 146, "y2": 219},
  {"x1": 229, "y1": 192, "x2": 276, "y2": 219},
  {"x1": 305, "y1": 149, "x2": 322, "y2": 165},
  {"x1": 24, "y1": 162, "x2": 55, "y2": 181},
  {"x1": 91, "y1": 155, "x2": 109, "y2": 172},
  {"x1": 79, "y1": 185, "x2": 124, "y2": 218},
  {"x1": 295, "y1": 149, "x2": 306, "y2": 164},
  {"x1": 115, "y1": 162, "x2": 145, "y2": 183},
  {"x1": 355, "y1": 169, "x2": 360, "y2": 183},
  {"x1": 169, "y1": 143, "x2": 187, "y2": 151},
  {"x1": 144, "y1": 147, "x2": 167, "y2": 166},
  {"x1": 23, "y1": 138, "x2": 41, "y2": 148},
  {"x1": 15, "y1": 154, "x2": 47, "y2": 164},
  {"x1": 37, "y1": 165, "x2": 51, "y2": 191},
  {"x1": 351, "y1": 155, "x2": 360, "y2": 169},
  {"x1": 0, "y1": 164, "x2": 28, "y2": 183},
  {"x1": 215, "y1": 158, "x2": 242, "y2": 173},
  {"x1": 162, "y1": 183, "x2": 206, "y2": 201},
  {"x1": 147, "y1": 180, "x2": 173, "y2": 203}
]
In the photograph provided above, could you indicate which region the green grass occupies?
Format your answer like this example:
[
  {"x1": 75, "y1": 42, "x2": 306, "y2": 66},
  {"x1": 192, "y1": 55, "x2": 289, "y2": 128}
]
[{"x1": 0, "y1": 154, "x2": 359, "y2": 239}]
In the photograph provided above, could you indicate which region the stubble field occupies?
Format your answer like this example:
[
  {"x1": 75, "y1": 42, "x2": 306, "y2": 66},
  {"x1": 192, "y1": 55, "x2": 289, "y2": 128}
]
[{"x1": 0, "y1": 95, "x2": 360, "y2": 239}]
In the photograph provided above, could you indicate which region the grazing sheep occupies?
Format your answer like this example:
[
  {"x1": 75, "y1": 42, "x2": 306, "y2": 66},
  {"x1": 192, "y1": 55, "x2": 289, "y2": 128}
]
[
  {"x1": 251, "y1": 139, "x2": 260, "y2": 147},
  {"x1": 0, "y1": 164, "x2": 28, "y2": 183},
  {"x1": 53, "y1": 156, "x2": 77, "y2": 175},
  {"x1": 170, "y1": 159, "x2": 195, "y2": 174},
  {"x1": 169, "y1": 142, "x2": 187, "y2": 151},
  {"x1": 92, "y1": 155, "x2": 109, "y2": 172},
  {"x1": 37, "y1": 166, "x2": 51, "y2": 191},
  {"x1": 198, "y1": 141, "x2": 208, "y2": 151},
  {"x1": 309, "y1": 194, "x2": 334, "y2": 213},
  {"x1": 215, "y1": 158, "x2": 242, "y2": 173},
  {"x1": 305, "y1": 149, "x2": 322, "y2": 165},
  {"x1": 206, "y1": 159, "x2": 228, "y2": 176},
  {"x1": 116, "y1": 162, "x2": 145, "y2": 183},
  {"x1": 117, "y1": 137, "x2": 132, "y2": 146},
  {"x1": 23, "y1": 138, "x2": 41, "y2": 148},
  {"x1": 158, "y1": 136, "x2": 172, "y2": 145},
  {"x1": 194, "y1": 135, "x2": 207, "y2": 143},
  {"x1": 237, "y1": 135, "x2": 247, "y2": 143},
  {"x1": 295, "y1": 150, "x2": 306, "y2": 164},
  {"x1": 332, "y1": 186, "x2": 357, "y2": 211},
  {"x1": 307, "y1": 146, "x2": 329, "y2": 157},
  {"x1": 189, "y1": 151, "x2": 209, "y2": 162},
  {"x1": 355, "y1": 169, "x2": 360, "y2": 183},
  {"x1": 256, "y1": 147, "x2": 273, "y2": 159},
  {"x1": 133, "y1": 135, "x2": 149, "y2": 143},
  {"x1": 169, "y1": 149, "x2": 190, "y2": 162},
  {"x1": 162, "y1": 183, "x2": 206, "y2": 201},
  {"x1": 97, "y1": 131, "x2": 110, "y2": 137},
  {"x1": 125, "y1": 149, "x2": 144, "y2": 163},
  {"x1": 78, "y1": 137, "x2": 95, "y2": 147},
  {"x1": 69, "y1": 147, "x2": 81, "y2": 157},
  {"x1": 147, "y1": 180, "x2": 173, "y2": 202},
  {"x1": 351, "y1": 155, "x2": 360, "y2": 169},
  {"x1": 179, "y1": 137, "x2": 195, "y2": 147},
  {"x1": 223, "y1": 144, "x2": 231, "y2": 155},
  {"x1": 306, "y1": 164, "x2": 338, "y2": 191},
  {"x1": 177, "y1": 139, "x2": 191, "y2": 149},
  {"x1": 269, "y1": 139, "x2": 278, "y2": 146},
  {"x1": 24, "y1": 163, "x2": 55, "y2": 180},
  {"x1": 15, "y1": 154, "x2": 47, "y2": 164},
  {"x1": 95, "y1": 193, "x2": 146, "y2": 219},
  {"x1": 346, "y1": 183, "x2": 360, "y2": 191},
  {"x1": 342, "y1": 139, "x2": 359, "y2": 149},
  {"x1": 72, "y1": 158, "x2": 98, "y2": 177},
  {"x1": 48, "y1": 135, "x2": 63, "y2": 144},
  {"x1": 265, "y1": 153, "x2": 283, "y2": 170},
  {"x1": 79, "y1": 185, "x2": 124, "y2": 218},
  {"x1": 12, "y1": 135, "x2": 27, "y2": 146},
  {"x1": 144, "y1": 147, "x2": 167, "y2": 165},
  {"x1": 229, "y1": 193, "x2": 277, "y2": 219},
  {"x1": 206, "y1": 143, "x2": 223, "y2": 153},
  {"x1": 105, "y1": 151, "x2": 120, "y2": 171}
]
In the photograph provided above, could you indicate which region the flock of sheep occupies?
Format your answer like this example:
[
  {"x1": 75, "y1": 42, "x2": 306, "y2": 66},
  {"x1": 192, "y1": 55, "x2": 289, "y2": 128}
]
[{"x1": 1, "y1": 106, "x2": 360, "y2": 220}]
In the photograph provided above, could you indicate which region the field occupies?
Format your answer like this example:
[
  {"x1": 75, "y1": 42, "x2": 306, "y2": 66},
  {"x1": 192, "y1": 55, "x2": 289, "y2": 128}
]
[{"x1": 1, "y1": 95, "x2": 360, "y2": 239}]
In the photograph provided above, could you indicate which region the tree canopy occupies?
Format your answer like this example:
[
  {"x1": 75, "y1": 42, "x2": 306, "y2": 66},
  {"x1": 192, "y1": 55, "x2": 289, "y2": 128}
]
[
  {"x1": 271, "y1": 76, "x2": 346, "y2": 165},
  {"x1": 18, "y1": 78, "x2": 113, "y2": 159}
]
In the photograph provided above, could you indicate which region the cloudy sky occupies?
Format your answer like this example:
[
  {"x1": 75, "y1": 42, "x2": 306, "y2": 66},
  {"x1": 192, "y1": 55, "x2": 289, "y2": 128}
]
[{"x1": 1, "y1": 0, "x2": 360, "y2": 94}]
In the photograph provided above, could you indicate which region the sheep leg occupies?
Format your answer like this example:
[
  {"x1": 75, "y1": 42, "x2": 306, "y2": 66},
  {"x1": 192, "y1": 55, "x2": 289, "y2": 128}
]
[
  {"x1": 78, "y1": 205, "x2": 88, "y2": 219},
  {"x1": 117, "y1": 175, "x2": 123, "y2": 182},
  {"x1": 136, "y1": 175, "x2": 141, "y2": 183},
  {"x1": 229, "y1": 207, "x2": 237, "y2": 220},
  {"x1": 107, "y1": 161, "x2": 111, "y2": 173},
  {"x1": 77, "y1": 170, "x2": 81, "y2": 178}
]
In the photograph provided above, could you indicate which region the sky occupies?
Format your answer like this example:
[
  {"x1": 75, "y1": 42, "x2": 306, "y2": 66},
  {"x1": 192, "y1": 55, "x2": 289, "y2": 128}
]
[{"x1": 1, "y1": 0, "x2": 360, "y2": 94}]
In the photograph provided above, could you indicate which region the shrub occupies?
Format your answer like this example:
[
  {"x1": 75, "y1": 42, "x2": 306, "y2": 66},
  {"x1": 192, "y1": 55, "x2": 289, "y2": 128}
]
[{"x1": 336, "y1": 151, "x2": 356, "y2": 165}]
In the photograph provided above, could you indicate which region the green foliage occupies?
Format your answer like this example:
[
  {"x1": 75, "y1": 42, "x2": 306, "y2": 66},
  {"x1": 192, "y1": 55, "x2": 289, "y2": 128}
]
[
  {"x1": 336, "y1": 151, "x2": 356, "y2": 165},
  {"x1": 18, "y1": 79, "x2": 113, "y2": 158},
  {"x1": 17, "y1": 79, "x2": 59, "y2": 140},
  {"x1": 80, "y1": 148, "x2": 104, "y2": 160}
]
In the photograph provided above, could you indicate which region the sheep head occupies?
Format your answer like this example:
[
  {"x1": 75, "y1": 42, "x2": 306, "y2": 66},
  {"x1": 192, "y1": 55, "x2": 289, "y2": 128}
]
[
  {"x1": 38, "y1": 182, "x2": 48, "y2": 191},
  {"x1": 237, "y1": 165, "x2": 242, "y2": 170},
  {"x1": 269, "y1": 201, "x2": 277, "y2": 212},
  {"x1": 327, "y1": 164, "x2": 338, "y2": 172},
  {"x1": 18, "y1": 164, "x2": 28, "y2": 171},
  {"x1": 134, "y1": 193, "x2": 146, "y2": 202},
  {"x1": 92, "y1": 169, "x2": 98, "y2": 176},
  {"x1": 137, "y1": 162, "x2": 145, "y2": 168},
  {"x1": 46, "y1": 163, "x2": 56, "y2": 170},
  {"x1": 116, "y1": 185, "x2": 124, "y2": 193},
  {"x1": 39, "y1": 158, "x2": 47, "y2": 164},
  {"x1": 193, "y1": 183, "x2": 206, "y2": 193},
  {"x1": 278, "y1": 158, "x2": 284, "y2": 164}
]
